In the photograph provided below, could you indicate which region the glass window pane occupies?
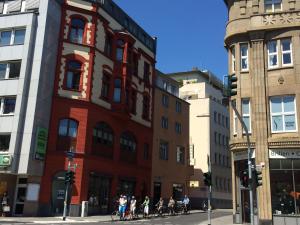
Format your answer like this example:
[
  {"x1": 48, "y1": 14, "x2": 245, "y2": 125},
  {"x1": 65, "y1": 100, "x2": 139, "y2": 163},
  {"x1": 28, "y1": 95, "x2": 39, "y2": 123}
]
[
  {"x1": 116, "y1": 48, "x2": 123, "y2": 61},
  {"x1": 272, "y1": 115, "x2": 283, "y2": 131},
  {"x1": 0, "y1": 63, "x2": 7, "y2": 79},
  {"x1": 9, "y1": 61, "x2": 21, "y2": 78},
  {"x1": 0, "y1": 135, "x2": 10, "y2": 152},
  {"x1": 269, "y1": 55, "x2": 278, "y2": 67},
  {"x1": 284, "y1": 115, "x2": 296, "y2": 131},
  {"x1": 113, "y1": 88, "x2": 121, "y2": 102},
  {"x1": 58, "y1": 119, "x2": 68, "y2": 136},
  {"x1": 282, "y1": 53, "x2": 291, "y2": 65},
  {"x1": 271, "y1": 97, "x2": 282, "y2": 113},
  {"x1": 241, "y1": 45, "x2": 248, "y2": 56},
  {"x1": 270, "y1": 159, "x2": 280, "y2": 169},
  {"x1": 0, "y1": 31, "x2": 12, "y2": 46},
  {"x1": 66, "y1": 72, "x2": 73, "y2": 89},
  {"x1": 281, "y1": 160, "x2": 292, "y2": 169},
  {"x1": 14, "y1": 29, "x2": 25, "y2": 45},
  {"x1": 242, "y1": 99, "x2": 250, "y2": 114},
  {"x1": 243, "y1": 117, "x2": 250, "y2": 131},
  {"x1": 242, "y1": 58, "x2": 248, "y2": 69},
  {"x1": 282, "y1": 39, "x2": 291, "y2": 51},
  {"x1": 283, "y1": 96, "x2": 294, "y2": 112},
  {"x1": 293, "y1": 160, "x2": 300, "y2": 169},
  {"x1": 274, "y1": 3, "x2": 281, "y2": 12},
  {"x1": 3, "y1": 98, "x2": 16, "y2": 114},
  {"x1": 268, "y1": 41, "x2": 277, "y2": 53},
  {"x1": 69, "y1": 120, "x2": 78, "y2": 138},
  {"x1": 293, "y1": 171, "x2": 300, "y2": 214}
]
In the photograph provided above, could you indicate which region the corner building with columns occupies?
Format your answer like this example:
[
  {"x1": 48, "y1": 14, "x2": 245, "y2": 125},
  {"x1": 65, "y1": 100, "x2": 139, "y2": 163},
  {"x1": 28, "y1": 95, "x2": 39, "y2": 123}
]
[
  {"x1": 224, "y1": 0, "x2": 300, "y2": 224},
  {"x1": 39, "y1": 0, "x2": 156, "y2": 216}
]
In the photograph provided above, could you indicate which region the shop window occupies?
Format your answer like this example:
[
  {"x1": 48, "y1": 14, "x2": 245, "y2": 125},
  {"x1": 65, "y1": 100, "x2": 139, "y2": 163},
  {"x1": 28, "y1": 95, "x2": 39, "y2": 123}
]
[
  {"x1": 0, "y1": 60, "x2": 21, "y2": 79},
  {"x1": 0, "y1": 96, "x2": 16, "y2": 115},
  {"x1": 240, "y1": 44, "x2": 248, "y2": 71},
  {"x1": 69, "y1": 18, "x2": 85, "y2": 44},
  {"x1": 270, "y1": 96, "x2": 297, "y2": 133},
  {"x1": 265, "y1": 0, "x2": 282, "y2": 13},
  {"x1": 176, "y1": 146, "x2": 185, "y2": 164},
  {"x1": 113, "y1": 79, "x2": 121, "y2": 103},
  {"x1": 0, "y1": 134, "x2": 10, "y2": 152},
  {"x1": 159, "y1": 140, "x2": 168, "y2": 160},
  {"x1": 142, "y1": 94, "x2": 150, "y2": 120},
  {"x1": 101, "y1": 73, "x2": 110, "y2": 100},
  {"x1": 57, "y1": 118, "x2": 78, "y2": 152},
  {"x1": 66, "y1": 60, "x2": 82, "y2": 91}
]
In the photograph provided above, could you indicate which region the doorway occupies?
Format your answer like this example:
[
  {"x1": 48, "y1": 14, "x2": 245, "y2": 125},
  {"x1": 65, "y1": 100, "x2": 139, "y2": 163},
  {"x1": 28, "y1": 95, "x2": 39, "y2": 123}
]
[
  {"x1": 241, "y1": 189, "x2": 250, "y2": 223},
  {"x1": 51, "y1": 171, "x2": 66, "y2": 216},
  {"x1": 14, "y1": 177, "x2": 28, "y2": 216},
  {"x1": 153, "y1": 182, "x2": 161, "y2": 204}
]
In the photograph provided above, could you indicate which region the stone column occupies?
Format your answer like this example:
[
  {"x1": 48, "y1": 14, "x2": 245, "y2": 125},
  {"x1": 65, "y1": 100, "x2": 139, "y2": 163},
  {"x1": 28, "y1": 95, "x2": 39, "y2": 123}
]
[{"x1": 249, "y1": 32, "x2": 272, "y2": 224}]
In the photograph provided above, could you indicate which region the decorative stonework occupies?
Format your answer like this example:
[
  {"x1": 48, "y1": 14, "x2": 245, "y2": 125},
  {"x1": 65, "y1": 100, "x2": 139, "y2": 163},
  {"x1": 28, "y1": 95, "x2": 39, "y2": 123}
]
[
  {"x1": 230, "y1": 142, "x2": 256, "y2": 150},
  {"x1": 263, "y1": 12, "x2": 300, "y2": 26},
  {"x1": 269, "y1": 141, "x2": 300, "y2": 148},
  {"x1": 278, "y1": 76, "x2": 284, "y2": 84}
]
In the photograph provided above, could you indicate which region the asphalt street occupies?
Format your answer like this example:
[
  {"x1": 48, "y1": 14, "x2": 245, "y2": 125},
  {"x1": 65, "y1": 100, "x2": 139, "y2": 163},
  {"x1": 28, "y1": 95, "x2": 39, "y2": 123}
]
[{"x1": 0, "y1": 210, "x2": 232, "y2": 225}]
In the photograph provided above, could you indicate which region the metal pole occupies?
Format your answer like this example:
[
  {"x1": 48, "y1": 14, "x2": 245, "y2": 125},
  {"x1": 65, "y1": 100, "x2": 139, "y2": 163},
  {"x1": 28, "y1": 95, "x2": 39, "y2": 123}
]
[
  {"x1": 62, "y1": 160, "x2": 71, "y2": 221},
  {"x1": 230, "y1": 101, "x2": 254, "y2": 225},
  {"x1": 208, "y1": 155, "x2": 212, "y2": 225}
]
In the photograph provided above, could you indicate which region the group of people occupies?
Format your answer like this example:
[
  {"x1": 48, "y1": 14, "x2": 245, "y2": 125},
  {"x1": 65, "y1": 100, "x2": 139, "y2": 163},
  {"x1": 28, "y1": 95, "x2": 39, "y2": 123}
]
[
  {"x1": 117, "y1": 194, "x2": 190, "y2": 220},
  {"x1": 1, "y1": 192, "x2": 10, "y2": 217}
]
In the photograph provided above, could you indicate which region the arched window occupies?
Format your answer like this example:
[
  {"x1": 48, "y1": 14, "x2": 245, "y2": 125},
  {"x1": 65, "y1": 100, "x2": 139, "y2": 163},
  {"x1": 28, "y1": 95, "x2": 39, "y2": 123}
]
[
  {"x1": 120, "y1": 132, "x2": 136, "y2": 152},
  {"x1": 93, "y1": 122, "x2": 114, "y2": 146},
  {"x1": 57, "y1": 118, "x2": 78, "y2": 151},
  {"x1": 69, "y1": 18, "x2": 85, "y2": 44},
  {"x1": 66, "y1": 60, "x2": 82, "y2": 90}
]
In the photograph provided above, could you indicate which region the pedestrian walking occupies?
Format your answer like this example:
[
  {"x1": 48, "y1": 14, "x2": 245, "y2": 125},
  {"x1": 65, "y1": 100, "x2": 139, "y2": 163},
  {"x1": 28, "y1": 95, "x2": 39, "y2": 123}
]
[{"x1": 1, "y1": 192, "x2": 10, "y2": 217}]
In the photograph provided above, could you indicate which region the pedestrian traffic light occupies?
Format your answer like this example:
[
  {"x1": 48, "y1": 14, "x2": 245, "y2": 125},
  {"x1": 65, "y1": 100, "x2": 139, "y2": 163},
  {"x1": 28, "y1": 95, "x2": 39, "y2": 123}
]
[
  {"x1": 240, "y1": 170, "x2": 249, "y2": 188},
  {"x1": 228, "y1": 74, "x2": 238, "y2": 97},
  {"x1": 65, "y1": 170, "x2": 75, "y2": 185},
  {"x1": 203, "y1": 172, "x2": 212, "y2": 186},
  {"x1": 253, "y1": 169, "x2": 263, "y2": 187}
]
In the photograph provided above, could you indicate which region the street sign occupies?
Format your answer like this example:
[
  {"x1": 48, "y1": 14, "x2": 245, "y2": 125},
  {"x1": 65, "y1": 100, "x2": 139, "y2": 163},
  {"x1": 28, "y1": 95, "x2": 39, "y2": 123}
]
[
  {"x1": 35, "y1": 127, "x2": 48, "y2": 160},
  {"x1": 0, "y1": 155, "x2": 12, "y2": 167}
]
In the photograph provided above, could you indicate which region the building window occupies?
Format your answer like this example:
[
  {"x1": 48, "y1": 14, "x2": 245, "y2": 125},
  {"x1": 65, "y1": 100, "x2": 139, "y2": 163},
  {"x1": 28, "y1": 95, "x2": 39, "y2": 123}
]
[
  {"x1": 143, "y1": 62, "x2": 150, "y2": 84},
  {"x1": 240, "y1": 44, "x2": 248, "y2": 71},
  {"x1": 226, "y1": 117, "x2": 229, "y2": 128},
  {"x1": 233, "y1": 100, "x2": 238, "y2": 135},
  {"x1": 0, "y1": 134, "x2": 10, "y2": 152},
  {"x1": 0, "y1": 28, "x2": 25, "y2": 46},
  {"x1": 162, "y1": 94, "x2": 169, "y2": 107},
  {"x1": 57, "y1": 118, "x2": 78, "y2": 151},
  {"x1": 142, "y1": 94, "x2": 150, "y2": 120},
  {"x1": 161, "y1": 116, "x2": 168, "y2": 129},
  {"x1": 113, "y1": 79, "x2": 122, "y2": 103},
  {"x1": 218, "y1": 113, "x2": 221, "y2": 124},
  {"x1": 69, "y1": 18, "x2": 85, "y2": 44},
  {"x1": 176, "y1": 101, "x2": 181, "y2": 113},
  {"x1": 101, "y1": 73, "x2": 110, "y2": 100},
  {"x1": 176, "y1": 146, "x2": 185, "y2": 164},
  {"x1": 242, "y1": 99, "x2": 251, "y2": 133},
  {"x1": 222, "y1": 115, "x2": 225, "y2": 126},
  {"x1": 270, "y1": 96, "x2": 297, "y2": 133},
  {"x1": 159, "y1": 141, "x2": 168, "y2": 160},
  {"x1": 116, "y1": 39, "x2": 125, "y2": 62},
  {"x1": 265, "y1": 0, "x2": 282, "y2": 13},
  {"x1": 66, "y1": 60, "x2": 81, "y2": 90},
  {"x1": 120, "y1": 132, "x2": 136, "y2": 152},
  {"x1": 0, "y1": 60, "x2": 21, "y2": 79},
  {"x1": 104, "y1": 33, "x2": 113, "y2": 57},
  {"x1": 214, "y1": 111, "x2": 217, "y2": 123},
  {"x1": 175, "y1": 122, "x2": 182, "y2": 134},
  {"x1": 281, "y1": 39, "x2": 293, "y2": 66},
  {"x1": 0, "y1": 96, "x2": 16, "y2": 115},
  {"x1": 93, "y1": 122, "x2": 113, "y2": 147},
  {"x1": 130, "y1": 89, "x2": 137, "y2": 114},
  {"x1": 144, "y1": 143, "x2": 149, "y2": 160},
  {"x1": 214, "y1": 132, "x2": 217, "y2": 144},
  {"x1": 268, "y1": 40, "x2": 278, "y2": 68},
  {"x1": 231, "y1": 46, "x2": 236, "y2": 73},
  {"x1": 215, "y1": 153, "x2": 218, "y2": 164},
  {"x1": 218, "y1": 133, "x2": 221, "y2": 145},
  {"x1": 222, "y1": 135, "x2": 225, "y2": 146}
]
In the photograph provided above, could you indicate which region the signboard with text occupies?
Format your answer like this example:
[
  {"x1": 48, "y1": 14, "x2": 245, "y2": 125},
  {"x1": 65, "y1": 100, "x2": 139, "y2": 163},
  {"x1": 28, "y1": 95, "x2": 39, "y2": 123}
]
[
  {"x1": 34, "y1": 127, "x2": 48, "y2": 160},
  {"x1": 269, "y1": 149, "x2": 300, "y2": 159}
]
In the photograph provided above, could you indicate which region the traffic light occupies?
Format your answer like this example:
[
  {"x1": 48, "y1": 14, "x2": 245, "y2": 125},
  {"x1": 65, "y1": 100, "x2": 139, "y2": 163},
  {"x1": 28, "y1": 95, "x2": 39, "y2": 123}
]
[
  {"x1": 240, "y1": 170, "x2": 249, "y2": 188},
  {"x1": 253, "y1": 169, "x2": 263, "y2": 187},
  {"x1": 228, "y1": 74, "x2": 238, "y2": 97},
  {"x1": 203, "y1": 172, "x2": 212, "y2": 186},
  {"x1": 65, "y1": 170, "x2": 75, "y2": 185}
]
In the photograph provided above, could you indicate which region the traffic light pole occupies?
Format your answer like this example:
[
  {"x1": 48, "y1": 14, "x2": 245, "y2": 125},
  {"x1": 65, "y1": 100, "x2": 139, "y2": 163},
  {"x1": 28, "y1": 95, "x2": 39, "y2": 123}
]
[
  {"x1": 231, "y1": 101, "x2": 254, "y2": 225},
  {"x1": 63, "y1": 160, "x2": 71, "y2": 221}
]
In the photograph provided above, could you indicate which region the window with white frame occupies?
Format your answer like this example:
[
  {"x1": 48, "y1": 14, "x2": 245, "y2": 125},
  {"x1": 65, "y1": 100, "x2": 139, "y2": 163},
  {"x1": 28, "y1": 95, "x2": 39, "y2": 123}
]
[
  {"x1": 240, "y1": 44, "x2": 248, "y2": 71},
  {"x1": 233, "y1": 101, "x2": 237, "y2": 135},
  {"x1": 268, "y1": 41, "x2": 278, "y2": 68},
  {"x1": 265, "y1": 0, "x2": 282, "y2": 13},
  {"x1": 0, "y1": 28, "x2": 26, "y2": 46},
  {"x1": 270, "y1": 96, "x2": 297, "y2": 133},
  {"x1": 281, "y1": 39, "x2": 293, "y2": 66},
  {"x1": 242, "y1": 99, "x2": 251, "y2": 133},
  {"x1": 0, "y1": 96, "x2": 16, "y2": 115},
  {"x1": 231, "y1": 46, "x2": 236, "y2": 73},
  {"x1": 0, "y1": 61, "x2": 21, "y2": 79}
]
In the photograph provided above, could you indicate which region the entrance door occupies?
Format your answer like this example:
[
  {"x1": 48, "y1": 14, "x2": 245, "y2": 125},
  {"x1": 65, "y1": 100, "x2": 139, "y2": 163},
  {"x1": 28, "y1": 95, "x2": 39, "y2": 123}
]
[
  {"x1": 51, "y1": 171, "x2": 66, "y2": 216},
  {"x1": 14, "y1": 177, "x2": 27, "y2": 216},
  {"x1": 153, "y1": 182, "x2": 161, "y2": 204},
  {"x1": 241, "y1": 190, "x2": 250, "y2": 223}
]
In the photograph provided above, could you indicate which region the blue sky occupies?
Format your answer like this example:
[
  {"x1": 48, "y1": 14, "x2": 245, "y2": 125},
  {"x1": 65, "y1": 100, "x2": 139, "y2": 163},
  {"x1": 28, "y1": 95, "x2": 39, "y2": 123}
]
[{"x1": 114, "y1": 0, "x2": 228, "y2": 79}]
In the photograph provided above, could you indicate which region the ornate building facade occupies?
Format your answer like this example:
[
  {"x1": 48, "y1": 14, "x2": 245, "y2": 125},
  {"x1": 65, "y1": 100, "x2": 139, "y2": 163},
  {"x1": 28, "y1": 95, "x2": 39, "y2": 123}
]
[
  {"x1": 224, "y1": 0, "x2": 300, "y2": 224},
  {"x1": 39, "y1": 0, "x2": 156, "y2": 216}
]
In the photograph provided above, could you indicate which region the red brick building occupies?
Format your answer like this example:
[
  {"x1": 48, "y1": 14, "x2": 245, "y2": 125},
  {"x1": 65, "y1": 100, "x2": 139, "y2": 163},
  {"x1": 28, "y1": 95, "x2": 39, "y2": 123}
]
[{"x1": 39, "y1": 0, "x2": 156, "y2": 216}]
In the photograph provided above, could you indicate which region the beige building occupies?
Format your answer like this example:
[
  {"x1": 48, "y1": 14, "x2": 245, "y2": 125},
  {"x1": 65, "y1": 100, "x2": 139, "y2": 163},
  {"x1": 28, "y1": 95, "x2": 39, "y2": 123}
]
[
  {"x1": 169, "y1": 69, "x2": 232, "y2": 209},
  {"x1": 224, "y1": 0, "x2": 300, "y2": 224},
  {"x1": 151, "y1": 71, "x2": 192, "y2": 204}
]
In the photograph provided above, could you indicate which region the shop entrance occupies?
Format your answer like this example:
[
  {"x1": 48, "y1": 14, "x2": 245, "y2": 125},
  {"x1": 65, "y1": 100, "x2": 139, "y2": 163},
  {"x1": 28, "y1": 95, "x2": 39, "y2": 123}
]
[
  {"x1": 51, "y1": 171, "x2": 66, "y2": 216},
  {"x1": 14, "y1": 177, "x2": 27, "y2": 216},
  {"x1": 240, "y1": 189, "x2": 250, "y2": 223}
]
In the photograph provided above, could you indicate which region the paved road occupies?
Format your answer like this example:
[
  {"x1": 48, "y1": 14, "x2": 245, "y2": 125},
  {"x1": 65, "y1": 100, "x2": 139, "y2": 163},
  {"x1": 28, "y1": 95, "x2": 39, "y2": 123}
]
[{"x1": 0, "y1": 210, "x2": 232, "y2": 225}]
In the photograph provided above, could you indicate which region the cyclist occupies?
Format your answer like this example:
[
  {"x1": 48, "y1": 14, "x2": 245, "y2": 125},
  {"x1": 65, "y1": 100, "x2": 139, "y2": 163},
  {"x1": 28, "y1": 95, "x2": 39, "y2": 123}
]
[
  {"x1": 142, "y1": 196, "x2": 150, "y2": 218},
  {"x1": 129, "y1": 196, "x2": 137, "y2": 219},
  {"x1": 155, "y1": 197, "x2": 164, "y2": 216},
  {"x1": 168, "y1": 196, "x2": 175, "y2": 215},
  {"x1": 182, "y1": 195, "x2": 190, "y2": 214}
]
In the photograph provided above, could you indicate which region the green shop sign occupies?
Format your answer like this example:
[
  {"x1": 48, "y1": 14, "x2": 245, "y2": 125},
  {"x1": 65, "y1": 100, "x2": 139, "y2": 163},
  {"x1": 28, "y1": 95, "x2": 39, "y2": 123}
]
[
  {"x1": 35, "y1": 127, "x2": 48, "y2": 160},
  {"x1": 0, "y1": 155, "x2": 12, "y2": 167}
]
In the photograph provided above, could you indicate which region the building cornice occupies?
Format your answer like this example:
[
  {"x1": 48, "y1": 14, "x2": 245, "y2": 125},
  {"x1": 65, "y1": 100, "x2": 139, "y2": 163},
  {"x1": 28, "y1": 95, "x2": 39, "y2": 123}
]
[
  {"x1": 230, "y1": 142, "x2": 256, "y2": 150},
  {"x1": 269, "y1": 141, "x2": 300, "y2": 149}
]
